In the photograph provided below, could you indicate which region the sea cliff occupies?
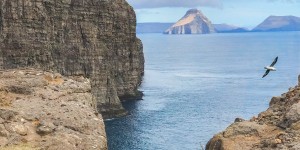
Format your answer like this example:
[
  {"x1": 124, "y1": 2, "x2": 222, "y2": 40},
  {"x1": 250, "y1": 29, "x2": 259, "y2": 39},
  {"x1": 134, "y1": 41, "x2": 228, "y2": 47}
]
[
  {"x1": 206, "y1": 75, "x2": 300, "y2": 150},
  {"x1": 0, "y1": 0, "x2": 144, "y2": 119}
]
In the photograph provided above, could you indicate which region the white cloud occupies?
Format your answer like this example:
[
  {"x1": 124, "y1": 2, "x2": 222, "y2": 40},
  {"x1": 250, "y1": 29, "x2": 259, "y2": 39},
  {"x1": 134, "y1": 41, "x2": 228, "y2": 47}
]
[{"x1": 126, "y1": 0, "x2": 223, "y2": 9}]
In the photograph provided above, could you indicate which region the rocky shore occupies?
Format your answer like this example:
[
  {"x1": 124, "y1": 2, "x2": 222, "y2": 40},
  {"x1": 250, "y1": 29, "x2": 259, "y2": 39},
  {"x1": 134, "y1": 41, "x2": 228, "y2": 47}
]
[
  {"x1": 206, "y1": 75, "x2": 300, "y2": 150},
  {"x1": 0, "y1": 69, "x2": 107, "y2": 149}
]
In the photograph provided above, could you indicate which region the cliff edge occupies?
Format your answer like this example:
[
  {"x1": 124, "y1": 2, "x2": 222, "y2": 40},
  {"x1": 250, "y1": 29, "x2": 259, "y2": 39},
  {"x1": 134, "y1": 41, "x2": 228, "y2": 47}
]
[
  {"x1": 0, "y1": 0, "x2": 144, "y2": 119},
  {"x1": 0, "y1": 69, "x2": 107, "y2": 149},
  {"x1": 206, "y1": 75, "x2": 300, "y2": 150}
]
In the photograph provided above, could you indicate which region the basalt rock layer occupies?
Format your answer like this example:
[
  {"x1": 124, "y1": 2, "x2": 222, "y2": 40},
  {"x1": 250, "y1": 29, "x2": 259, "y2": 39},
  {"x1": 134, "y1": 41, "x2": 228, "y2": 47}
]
[
  {"x1": 0, "y1": 69, "x2": 107, "y2": 149},
  {"x1": 0, "y1": 0, "x2": 144, "y2": 119},
  {"x1": 206, "y1": 75, "x2": 300, "y2": 150}
]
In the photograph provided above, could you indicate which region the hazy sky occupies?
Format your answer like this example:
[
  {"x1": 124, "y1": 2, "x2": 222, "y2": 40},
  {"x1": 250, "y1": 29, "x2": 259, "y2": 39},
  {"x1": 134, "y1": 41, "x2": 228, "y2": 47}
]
[{"x1": 126, "y1": 0, "x2": 300, "y2": 29}]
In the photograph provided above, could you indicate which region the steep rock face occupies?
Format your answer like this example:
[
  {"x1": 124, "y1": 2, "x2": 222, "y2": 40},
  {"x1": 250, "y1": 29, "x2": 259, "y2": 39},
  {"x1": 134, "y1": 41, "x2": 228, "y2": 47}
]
[
  {"x1": 206, "y1": 75, "x2": 300, "y2": 150},
  {"x1": 164, "y1": 9, "x2": 215, "y2": 34},
  {"x1": 0, "y1": 0, "x2": 144, "y2": 119},
  {"x1": 0, "y1": 69, "x2": 107, "y2": 149},
  {"x1": 252, "y1": 15, "x2": 300, "y2": 32}
]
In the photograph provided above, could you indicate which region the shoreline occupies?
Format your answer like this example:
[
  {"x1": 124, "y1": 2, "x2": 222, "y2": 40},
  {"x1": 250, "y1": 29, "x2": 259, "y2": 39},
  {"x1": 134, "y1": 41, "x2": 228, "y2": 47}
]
[{"x1": 206, "y1": 75, "x2": 300, "y2": 150}]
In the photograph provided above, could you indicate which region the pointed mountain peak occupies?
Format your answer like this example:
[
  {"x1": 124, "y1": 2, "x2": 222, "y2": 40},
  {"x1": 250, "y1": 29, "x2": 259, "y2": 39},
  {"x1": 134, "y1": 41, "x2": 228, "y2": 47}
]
[
  {"x1": 183, "y1": 9, "x2": 205, "y2": 18},
  {"x1": 164, "y1": 9, "x2": 215, "y2": 34},
  {"x1": 185, "y1": 9, "x2": 202, "y2": 15}
]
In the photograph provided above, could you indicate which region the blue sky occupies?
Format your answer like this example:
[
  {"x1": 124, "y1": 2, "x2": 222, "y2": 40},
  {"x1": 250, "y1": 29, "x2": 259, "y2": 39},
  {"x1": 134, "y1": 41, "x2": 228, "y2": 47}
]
[{"x1": 126, "y1": 0, "x2": 300, "y2": 29}]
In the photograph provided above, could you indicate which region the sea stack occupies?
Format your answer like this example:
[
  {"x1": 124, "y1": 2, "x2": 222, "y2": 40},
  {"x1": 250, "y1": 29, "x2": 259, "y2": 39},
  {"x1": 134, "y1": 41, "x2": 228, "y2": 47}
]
[{"x1": 164, "y1": 9, "x2": 215, "y2": 34}]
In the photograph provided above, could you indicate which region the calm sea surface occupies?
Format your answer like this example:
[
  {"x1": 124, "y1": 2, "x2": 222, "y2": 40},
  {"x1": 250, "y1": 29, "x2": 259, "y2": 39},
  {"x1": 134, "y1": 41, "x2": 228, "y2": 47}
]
[{"x1": 105, "y1": 32, "x2": 300, "y2": 150}]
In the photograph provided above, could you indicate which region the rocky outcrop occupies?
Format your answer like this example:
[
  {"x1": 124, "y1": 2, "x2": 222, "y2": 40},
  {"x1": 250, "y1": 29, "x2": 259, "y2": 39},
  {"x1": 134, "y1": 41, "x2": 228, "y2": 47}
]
[
  {"x1": 0, "y1": 69, "x2": 107, "y2": 149},
  {"x1": 252, "y1": 15, "x2": 300, "y2": 32},
  {"x1": 164, "y1": 9, "x2": 215, "y2": 34},
  {"x1": 206, "y1": 75, "x2": 300, "y2": 150},
  {"x1": 0, "y1": 0, "x2": 144, "y2": 119}
]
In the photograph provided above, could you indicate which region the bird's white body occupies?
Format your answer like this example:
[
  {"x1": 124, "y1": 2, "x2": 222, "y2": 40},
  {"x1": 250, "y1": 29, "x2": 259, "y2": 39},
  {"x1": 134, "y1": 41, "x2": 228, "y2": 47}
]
[
  {"x1": 264, "y1": 66, "x2": 276, "y2": 71},
  {"x1": 262, "y1": 56, "x2": 278, "y2": 78}
]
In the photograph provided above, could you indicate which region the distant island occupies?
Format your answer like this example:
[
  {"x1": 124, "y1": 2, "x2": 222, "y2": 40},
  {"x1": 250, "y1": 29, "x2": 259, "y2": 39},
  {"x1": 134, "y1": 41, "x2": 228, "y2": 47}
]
[
  {"x1": 163, "y1": 9, "x2": 215, "y2": 34},
  {"x1": 213, "y1": 24, "x2": 249, "y2": 33},
  {"x1": 137, "y1": 23, "x2": 173, "y2": 33},
  {"x1": 136, "y1": 9, "x2": 300, "y2": 34},
  {"x1": 252, "y1": 15, "x2": 300, "y2": 32},
  {"x1": 137, "y1": 22, "x2": 249, "y2": 33}
]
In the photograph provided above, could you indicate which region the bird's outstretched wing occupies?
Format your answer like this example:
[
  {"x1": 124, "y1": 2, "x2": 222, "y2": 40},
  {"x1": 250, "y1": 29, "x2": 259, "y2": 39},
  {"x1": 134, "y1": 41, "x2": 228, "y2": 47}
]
[
  {"x1": 270, "y1": 56, "x2": 278, "y2": 67},
  {"x1": 262, "y1": 70, "x2": 270, "y2": 78}
]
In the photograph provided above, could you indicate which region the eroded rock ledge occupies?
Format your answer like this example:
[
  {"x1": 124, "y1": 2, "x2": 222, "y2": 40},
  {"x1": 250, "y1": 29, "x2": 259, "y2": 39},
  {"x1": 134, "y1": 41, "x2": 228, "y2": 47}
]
[
  {"x1": 206, "y1": 75, "x2": 300, "y2": 150},
  {"x1": 0, "y1": 0, "x2": 144, "y2": 119},
  {"x1": 0, "y1": 69, "x2": 107, "y2": 149}
]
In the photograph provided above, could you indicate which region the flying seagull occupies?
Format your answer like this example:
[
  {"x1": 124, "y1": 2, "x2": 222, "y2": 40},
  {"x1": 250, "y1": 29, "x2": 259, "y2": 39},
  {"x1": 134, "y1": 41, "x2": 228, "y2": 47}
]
[{"x1": 262, "y1": 56, "x2": 278, "y2": 78}]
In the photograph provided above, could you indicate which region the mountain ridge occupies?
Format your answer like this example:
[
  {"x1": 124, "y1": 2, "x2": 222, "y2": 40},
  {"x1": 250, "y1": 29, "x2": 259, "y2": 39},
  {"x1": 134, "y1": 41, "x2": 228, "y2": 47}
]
[
  {"x1": 252, "y1": 15, "x2": 300, "y2": 32},
  {"x1": 137, "y1": 22, "x2": 173, "y2": 33},
  {"x1": 214, "y1": 23, "x2": 249, "y2": 33},
  {"x1": 136, "y1": 15, "x2": 300, "y2": 34}
]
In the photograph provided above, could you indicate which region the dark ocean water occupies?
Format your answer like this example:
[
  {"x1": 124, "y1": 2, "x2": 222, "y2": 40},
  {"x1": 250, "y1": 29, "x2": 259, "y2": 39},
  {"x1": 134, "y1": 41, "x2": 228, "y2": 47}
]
[{"x1": 105, "y1": 32, "x2": 300, "y2": 150}]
